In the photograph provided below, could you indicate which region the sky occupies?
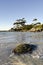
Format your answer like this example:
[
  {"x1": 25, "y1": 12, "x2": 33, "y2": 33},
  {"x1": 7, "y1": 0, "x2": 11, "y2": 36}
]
[{"x1": 0, "y1": 0, "x2": 43, "y2": 30}]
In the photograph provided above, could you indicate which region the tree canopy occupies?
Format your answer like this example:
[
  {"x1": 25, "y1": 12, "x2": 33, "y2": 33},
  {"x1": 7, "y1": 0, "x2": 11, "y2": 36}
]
[
  {"x1": 13, "y1": 18, "x2": 26, "y2": 26},
  {"x1": 33, "y1": 18, "x2": 37, "y2": 21}
]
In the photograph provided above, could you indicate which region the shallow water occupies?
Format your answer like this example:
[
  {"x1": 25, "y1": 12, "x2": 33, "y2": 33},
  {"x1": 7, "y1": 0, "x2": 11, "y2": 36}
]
[{"x1": 0, "y1": 32, "x2": 43, "y2": 65}]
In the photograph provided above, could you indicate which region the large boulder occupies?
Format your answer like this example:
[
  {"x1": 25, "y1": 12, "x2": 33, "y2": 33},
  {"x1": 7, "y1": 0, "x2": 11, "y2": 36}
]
[{"x1": 12, "y1": 44, "x2": 32, "y2": 54}]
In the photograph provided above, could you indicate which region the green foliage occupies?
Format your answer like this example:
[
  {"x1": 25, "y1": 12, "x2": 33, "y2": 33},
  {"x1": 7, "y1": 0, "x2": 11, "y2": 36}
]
[
  {"x1": 10, "y1": 18, "x2": 43, "y2": 32},
  {"x1": 34, "y1": 22, "x2": 41, "y2": 25},
  {"x1": 9, "y1": 28, "x2": 15, "y2": 32},
  {"x1": 14, "y1": 18, "x2": 26, "y2": 26},
  {"x1": 42, "y1": 24, "x2": 43, "y2": 29},
  {"x1": 34, "y1": 25, "x2": 42, "y2": 29},
  {"x1": 23, "y1": 25, "x2": 34, "y2": 30},
  {"x1": 33, "y1": 18, "x2": 37, "y2": 21}
]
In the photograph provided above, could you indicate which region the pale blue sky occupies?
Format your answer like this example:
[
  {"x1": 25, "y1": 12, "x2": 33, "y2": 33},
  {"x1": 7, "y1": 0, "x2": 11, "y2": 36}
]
[{"x1": 0, "y1": 0, "x2": 43, "y2": 30}]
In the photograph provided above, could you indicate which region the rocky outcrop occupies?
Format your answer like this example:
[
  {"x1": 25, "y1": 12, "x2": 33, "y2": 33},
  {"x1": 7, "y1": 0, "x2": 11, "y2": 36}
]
[{"x1": 29, "y1": 25, "x2": 43, "y2": 32}]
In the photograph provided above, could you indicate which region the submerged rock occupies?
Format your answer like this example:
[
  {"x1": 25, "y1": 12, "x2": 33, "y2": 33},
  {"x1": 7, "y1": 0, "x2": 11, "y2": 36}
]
[{"x1": 12, "y1": 44, "x2": 32, "y2": 54}]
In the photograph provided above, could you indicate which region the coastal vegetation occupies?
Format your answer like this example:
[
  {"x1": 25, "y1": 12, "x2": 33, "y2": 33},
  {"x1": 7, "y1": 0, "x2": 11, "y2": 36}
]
[{"x1": 9, "y1": 18, "x2": 43, "y2": 32}]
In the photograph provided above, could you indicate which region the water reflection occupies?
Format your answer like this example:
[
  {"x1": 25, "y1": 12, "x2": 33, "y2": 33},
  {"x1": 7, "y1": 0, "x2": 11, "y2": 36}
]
[{"x1": 16, "y1": 32, "x2": 26, "y2": 43}]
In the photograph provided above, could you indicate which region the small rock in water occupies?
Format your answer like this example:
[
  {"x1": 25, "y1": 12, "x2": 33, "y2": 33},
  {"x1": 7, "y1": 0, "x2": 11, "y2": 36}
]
[
  {"x1": 12, "y1": 44, "x2": 37, "y2": 54},
  {"x1": 12, "y1": 44, "x2": 32, "y2": 54}
]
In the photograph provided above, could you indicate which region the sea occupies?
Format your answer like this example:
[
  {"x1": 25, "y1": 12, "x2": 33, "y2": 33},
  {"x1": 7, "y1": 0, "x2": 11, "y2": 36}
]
[{"x1": 0, "y1": 32, "x2": 43, "y2": 65}]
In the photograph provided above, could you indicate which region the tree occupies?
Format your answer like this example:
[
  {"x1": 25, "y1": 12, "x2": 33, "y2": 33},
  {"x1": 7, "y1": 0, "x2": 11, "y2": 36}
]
[
  {"x1": 14, "y1": 18, "x2": 26, "y2": 25},
  {"x1": 33, "y1": 18, "x2": 37, "y2": 21},
  {"x1": 42, "y1": 24, "x2": 43, "y2": 29},
  {"x1": 13, "y1": 18, "x2": 26, "y2": 29},
  {"x1": 32, "y1": 18, "x2": 41, "y2": 25}
]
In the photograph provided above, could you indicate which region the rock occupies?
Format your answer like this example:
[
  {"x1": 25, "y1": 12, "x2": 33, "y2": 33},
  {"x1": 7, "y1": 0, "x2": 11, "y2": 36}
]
[{"x1": 12, "y1": 44, "x2": 32, "y2": 54}]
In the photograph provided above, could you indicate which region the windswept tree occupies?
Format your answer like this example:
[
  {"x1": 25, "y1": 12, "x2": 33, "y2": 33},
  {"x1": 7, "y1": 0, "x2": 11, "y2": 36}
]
[
  {"x1": 13, "y1": 18, "x2": 26, "y2": 29},
  {"x1": 32, "y1": 18, "x2": 41, "y2": 25},
  {"x1": 33, "y1": 18, "x2": 37, "y2": 21},
  {"x1": 14, "y1": 18, "x2": 26, "y2": 25}
]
